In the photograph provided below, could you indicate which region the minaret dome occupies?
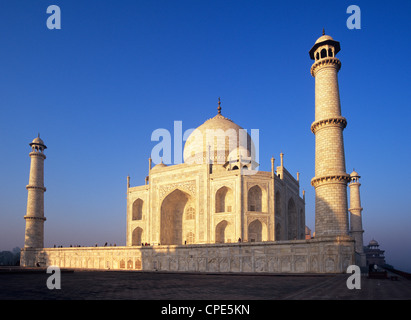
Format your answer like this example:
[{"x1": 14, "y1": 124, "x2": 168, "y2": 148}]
[
  {"x1": 309, "y1": 32, "x2": 341, "y2": 61},
  {"x1": 30, "y1": 135, "x2": 47, "y2": 153}
]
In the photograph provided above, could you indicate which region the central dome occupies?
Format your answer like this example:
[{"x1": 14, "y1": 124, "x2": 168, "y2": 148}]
[{"x1": 183, "y1": 112, "x2": 255, "y2": 165}]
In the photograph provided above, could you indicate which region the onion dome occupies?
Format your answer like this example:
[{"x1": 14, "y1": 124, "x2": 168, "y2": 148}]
[{"x1": 183, "y1": 99, "x2": 254, "y2": 165}]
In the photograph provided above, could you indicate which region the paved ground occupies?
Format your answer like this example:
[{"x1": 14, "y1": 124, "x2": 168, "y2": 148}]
[{"x1": 1, "y1": 268, "x2": 410, "y2": 301}]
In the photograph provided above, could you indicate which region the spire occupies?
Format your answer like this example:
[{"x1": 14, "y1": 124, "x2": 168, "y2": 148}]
[
  {"x1": 217, "y1": 97, "x2": 222, "y2": 114},
  {"x1": 322, "y1": 28, "x2": 325, "y2": 35}
]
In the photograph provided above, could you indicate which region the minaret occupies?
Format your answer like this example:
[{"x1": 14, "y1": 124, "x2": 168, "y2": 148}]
[
  {"x1": 309, "y1": 32, "x2": 350, "y2": 238},
  {"x1": 349, "y1": 170, "x2": 366, "y2": 266},
  {"x1": 24, "y1": 135, "x2": 47, "y2": 248}
]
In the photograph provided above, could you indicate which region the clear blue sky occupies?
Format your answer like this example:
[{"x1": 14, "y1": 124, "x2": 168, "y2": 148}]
[{"x1": 1, "y1": 0, "x2": 410, "y2": 272}]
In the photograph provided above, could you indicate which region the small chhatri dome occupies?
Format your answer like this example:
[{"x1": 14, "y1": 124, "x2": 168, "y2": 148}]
[
  {"x1": 151, "y1": 158, "x2": 168, "y2": 170},
  {"x1": 314, "y1": 28, "x2": 334, "y2": 44},
  {"x1": 152, "y1": 162, "x2": 168, "y2": 170},
  {"x1": 369, "y1": 239, "x2": 379, "y2": 247},
  {"x1": 29, "y1": 134, "x2": 47, "y2": 149},
  {"x1": 350, "y1": 169, "x2": 360, "y2": 178},
  {"x1": 229, "y1": 146, "x2": 251, "y2": 161},
  {"x1": 315, "y1": 34, "x2": 334, "y2": 44}
]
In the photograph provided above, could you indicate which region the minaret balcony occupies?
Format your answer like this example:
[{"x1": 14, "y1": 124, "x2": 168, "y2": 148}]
[{"x1": 310, "y1": 57, "x2": 341, "y2": 76}]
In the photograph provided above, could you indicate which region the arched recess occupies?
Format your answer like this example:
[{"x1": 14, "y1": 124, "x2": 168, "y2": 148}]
[
  {"x1": 160, "y1": 189, "x2": 192, "y2": 245},
  {"x1": 287, "y1": 198, "x2": 297, "y2": 240},
  {"x1": 248, "y1": 185, "x2": 262, "y2": 212},
  {"x1": 132, "y1": 199, "x2": 143, "y2": 220},
  {"x1": 132, "y1": 227, "x2": 143, "y2": 246},
  {"x1": 215, "y1": 186, "x2": 234, "y2": 213},
  {"x1": 321, "y1": 48, "x2": 327, "y2": 58},
  {"x1": 215, "y1": 220, "x2": 231, "y2": 243},
  {"x1": 248, "y1": 219, "x2": 267, "y2": 242},
  {"x1": 299, "y1": 209, "x2": 305, "y2": 239},
  {"x1": 275, "y1": 191, "x2": 282, "y2": 217},
  {"x1": 275, "y1": 223, "x2": 282, "y2": 241}
]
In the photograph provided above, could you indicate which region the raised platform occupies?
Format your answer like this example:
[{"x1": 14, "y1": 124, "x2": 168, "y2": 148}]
[{"x1": 21, "y1": 237, "x2": 355, "y2": 274}]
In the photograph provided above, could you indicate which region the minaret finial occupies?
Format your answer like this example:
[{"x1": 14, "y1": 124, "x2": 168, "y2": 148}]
[
  {"x1": 217, "y1": 97, "x2": 221, "y2": 114},
  {"x1": 322, "y1": 28, "x2": 325, "y2": 36}
]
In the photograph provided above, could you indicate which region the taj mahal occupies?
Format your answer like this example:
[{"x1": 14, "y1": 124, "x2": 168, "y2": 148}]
[
  {"x1": 20, "y1": 32, "x2": 366, "y2": 273},
  {"x1": 127, "y1": 103, "x2": 305, "y2": 248}
]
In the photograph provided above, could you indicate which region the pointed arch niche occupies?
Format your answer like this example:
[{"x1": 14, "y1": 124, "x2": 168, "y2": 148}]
[
  {"x1": 247, "y1": 185, "x2": 267, "y2": 212},
  {"x1": 215, "y1": 186, "x2": 234, "y2": 213},
  {"x1": 247, "y1": 219, "x2": 268, "y2": 242},
  {"x1": 287, "y1": 198, "x2": 297, "y2": 240},
  {"x1": 160, "y1": 189, "x2": 193, "y2": 245},
  {"x1": 132, "y1": 227, "x2": 143, "y2": 246},
  {"x1": 215, "y1": 220, "x2": 234, "y2": 243},
  {"x1": 132, "y1": 199, "x2": 143, "y2": 220}
]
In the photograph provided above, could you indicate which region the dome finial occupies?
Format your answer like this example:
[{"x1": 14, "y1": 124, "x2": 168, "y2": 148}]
[
  {"x1": 322, "y1": 28, "x2": 325, "y2": 36},
  {"x1": 217, "y1": 97, "x2": 222, "y2": 114}
]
